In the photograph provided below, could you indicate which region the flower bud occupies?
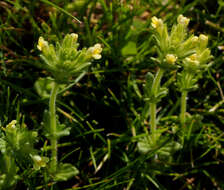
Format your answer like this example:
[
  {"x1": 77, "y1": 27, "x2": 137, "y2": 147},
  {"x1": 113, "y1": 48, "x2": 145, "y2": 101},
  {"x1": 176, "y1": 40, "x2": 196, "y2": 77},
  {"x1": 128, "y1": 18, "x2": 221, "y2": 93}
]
[
  {"x1": 199, "y1": 34, "x2": 208, "y2": 42},
  {"x1": 151, "y1": 16, "x2": 163, "y2": 29},
  {"x1": 192, "y1": 36, "x2": 198, "y2": 43},
  {"x1": 6, "y1": 120, "x2": 17, "y2": 129},
  {"x1": 166, "y1": 54, "x2": 177, "y2": 64},
  {"x1": 37, "y1": 37, "x2": 48, "y2": 51},
  {"x1": 32, "y1": 131, "x2": 38, "y2": 137},
  {"x1": 198, "y1": 48, "x2": 212, "y2": 65},
  {"x1": 177, "y1": 15, "x2": 190, "y2": 26},
  {"x1": 198, "y1": 34, "x2": 208, "y2": 49},
  {"x1": 70, "y1": 33, "x2": 78, "y2": 42}
]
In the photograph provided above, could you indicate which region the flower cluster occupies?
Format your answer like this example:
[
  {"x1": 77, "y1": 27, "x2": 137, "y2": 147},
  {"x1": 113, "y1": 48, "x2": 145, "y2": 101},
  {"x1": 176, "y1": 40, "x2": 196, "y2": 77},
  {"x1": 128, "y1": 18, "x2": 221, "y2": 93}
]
[
  {"x1": 183, "y1": 34, "x2": 212, "y2": 72},
  {"x1": 151, "y1": 15, "x2": 212, "y2": 71},
  {"x1": 37, "y1": 33, "x2": 102, "y2": 83}
]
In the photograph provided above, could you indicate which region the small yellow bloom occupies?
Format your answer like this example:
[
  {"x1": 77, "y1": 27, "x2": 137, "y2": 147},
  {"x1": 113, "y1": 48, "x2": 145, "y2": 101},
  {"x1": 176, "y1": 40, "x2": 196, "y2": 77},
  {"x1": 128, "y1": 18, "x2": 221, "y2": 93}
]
[
  {"x1": 166, "y1": 54, "x2": 177, "y2": 64},
  {"x1": 177, "y1": 15, "x2": 190, "y2": 26},
  {"x1": 31, "y1": 154, "x2": 49, "y2": 170},
  {"x1": 88, "y1": 43, "x2": 102, "y2": 60},
  {"x1": 70, "y1": 33, "x2": 78, "y2": 41},
  {"x1": 6, "y1": 120, "x2": 17, "y2": 129},
  {"x1": 185, "y1": 54, "x2": 199, "y2": 66},
  {"x1": 189, "y1": 54, "x2": 197, "y2": 60},
  {"x1": 37, "y1": 36, "x2": 48, "y2": 51},
  {"x1": 151, "y1": 16, "x2": 163, "y2": 29}
]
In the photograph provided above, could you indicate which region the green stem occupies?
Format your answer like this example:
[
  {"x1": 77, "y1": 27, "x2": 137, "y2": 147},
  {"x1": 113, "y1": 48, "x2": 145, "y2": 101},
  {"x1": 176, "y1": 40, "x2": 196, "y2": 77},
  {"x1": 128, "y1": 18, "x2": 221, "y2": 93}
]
[
  {"x1": 49, "y1": 81, "x2": 59, "y2": 173},
  {"x1": 150, "y1": 68, "x2": 164, "y2": 142},
  {"x1": 180, "y1": 90, "x2": 188, "y2": 127},
  {"x1": 150, "y1": 103, "x2": 156, "y2": 141}
]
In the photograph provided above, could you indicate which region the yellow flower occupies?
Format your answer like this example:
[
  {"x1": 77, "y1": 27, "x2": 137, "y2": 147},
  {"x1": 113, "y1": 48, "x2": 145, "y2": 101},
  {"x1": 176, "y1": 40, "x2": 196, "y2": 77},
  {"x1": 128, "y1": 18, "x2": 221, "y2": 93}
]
[
  {"x1": 185, "y1": 54, "x2": 199, "y2": 66},
  {"x1": 151, "y1": 16, "x2": 163, "y2": 29},
  {"x1": 177, "y1": 15, "x2": 190, "y2": 26},
  {"x1": 31, "y1": 154, "x2": 49, "y2": 170},
  {"x1": 88, "y1": 43, "x2": 102, "y2": 60},
  {"x1": 6, "y1": 120, "x2": 17, "y2": 129},
  {"x1": 70, "y1": 33, "x2": 78, "y2": 41},
  {"x1": 37, "y1": 36, "x2": 48, "y2": 51},
  {"x1": 189, "y1": 54, "x2": 197, "y2": 61},
  {"x1": 166, "y1": 54, "x2": 177, "y2": 64}
]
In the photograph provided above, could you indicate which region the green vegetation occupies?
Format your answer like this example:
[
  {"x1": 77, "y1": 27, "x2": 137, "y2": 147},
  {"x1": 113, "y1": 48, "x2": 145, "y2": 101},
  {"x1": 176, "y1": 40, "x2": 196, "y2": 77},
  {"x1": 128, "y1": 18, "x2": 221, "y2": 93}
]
[{"x1": 0, "y1": 0, "x2": 224, "y2": 189}]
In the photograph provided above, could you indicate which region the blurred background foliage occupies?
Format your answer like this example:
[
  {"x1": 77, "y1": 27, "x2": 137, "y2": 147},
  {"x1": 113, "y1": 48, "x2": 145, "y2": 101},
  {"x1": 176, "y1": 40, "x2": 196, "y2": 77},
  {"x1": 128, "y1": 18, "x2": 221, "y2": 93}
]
[{"x1": 0, "y1": 0, "x2": 224, "y2": 189}]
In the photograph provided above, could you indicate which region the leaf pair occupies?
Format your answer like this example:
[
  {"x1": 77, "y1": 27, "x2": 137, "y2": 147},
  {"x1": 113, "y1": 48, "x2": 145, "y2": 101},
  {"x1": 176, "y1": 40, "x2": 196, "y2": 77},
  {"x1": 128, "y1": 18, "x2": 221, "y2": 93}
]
[
  {"x1": 137, "y1": 134, "x2": 182, "y2": 162},
  {"x1": 144, "y1": 72, "x2": 168, "y2": 103},
  {"x1": 42, "y1": 110, "x2": 71, "y2": 139}
]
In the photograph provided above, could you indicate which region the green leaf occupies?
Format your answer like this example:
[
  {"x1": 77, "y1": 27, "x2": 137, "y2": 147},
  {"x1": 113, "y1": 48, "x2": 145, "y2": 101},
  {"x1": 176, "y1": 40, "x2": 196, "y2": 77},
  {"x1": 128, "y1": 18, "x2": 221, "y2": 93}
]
[
  {"x1": 156, "y1": 87, "x2": 168, "y2": 100},
  {"x1": 42, "y1": 109, "x2": 51, "y2": 138},
  {"x1": 140, "y1": 102, "x2": 150, "y2": 121},
  {"x1": 121, "y1": 41, "x2": 137, "y2": 56},
  {"x1": 144, "y1": 72, "x2": 154, "y2": 97},
  {"x1": 56, "y1": 121, "x2": 71, "y2": 138},
  {"x1": 158, "y1": 141, "x2": 182, "y2": 161},
  {"x1": 42, "y1": 111, "x2": 71, "y2": 139},
  {"x1": 54, "y1": 163, "x2": 79, "y2": 181},
  {"x1": 137, "y1": 135, "x2": 182, "y2": 161},
  {"x1": 40, "y1": 0, "x2": 81, "y2": 23},
  {"x1": 0, "y1": 154, "x2": 19, "y2": 189},
  {"x1": 55, "y1": 115, "x2": 71, "y2": 138},
  {"x1": 137, "y1": 137, "x2": 152, "y2": 154},
  {"x1": 34, "y1": 77, "x2": 54, "y2": 98},
  {"x1": 35, "y1": 77, "x2": 66, "y2": 98},
  {"x1": 0, "y1": 138, "x2": 6, "y2": 153}
]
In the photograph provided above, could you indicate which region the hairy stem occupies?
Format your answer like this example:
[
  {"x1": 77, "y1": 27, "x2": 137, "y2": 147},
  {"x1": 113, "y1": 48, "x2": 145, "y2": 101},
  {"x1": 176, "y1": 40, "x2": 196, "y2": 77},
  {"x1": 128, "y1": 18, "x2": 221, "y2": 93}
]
[
  {"x1": 49, "y1": 81, "x2": 59, "y2": 173},
  {"x1": 180, "y1": 90, "x2": 187, "y2": 127},
  {"x1": 150, "y1": 68, "x2": 164, "y2": 142}
]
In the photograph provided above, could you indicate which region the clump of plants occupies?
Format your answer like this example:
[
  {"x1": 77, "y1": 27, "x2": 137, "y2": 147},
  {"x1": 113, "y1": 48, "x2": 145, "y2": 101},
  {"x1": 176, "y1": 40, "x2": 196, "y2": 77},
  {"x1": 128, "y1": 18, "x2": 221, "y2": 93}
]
[
  {"x1": 137, "y1": 15, "x2": 212, "y2": 160},
  {"x1": 0, "y1": 12, "x2": 214, "y2": 189},
  {"x1": 0, "y1": 33, "x2": 102, "y2": 188},
  {"x1": 0, "y1": 120, "x2": 37, "y2": 189}
]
